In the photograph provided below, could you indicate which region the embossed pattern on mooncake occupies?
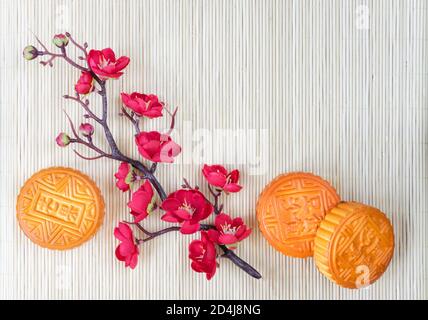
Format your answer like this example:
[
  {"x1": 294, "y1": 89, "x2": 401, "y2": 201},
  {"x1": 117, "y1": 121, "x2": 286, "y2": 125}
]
[
  {"x1": 314, "y1": 202, "x2": 394, "y2": 289},
  {"x1": 16, "y1": 167, "x2": 105, "y2": 250},
  {"x1": 256, "y1": 172, "x2": 341, "y2": 258}
]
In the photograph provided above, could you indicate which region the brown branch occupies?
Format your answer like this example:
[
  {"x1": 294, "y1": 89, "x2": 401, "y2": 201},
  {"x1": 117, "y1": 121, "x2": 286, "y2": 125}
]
[
  {"x1": 73, "y1": 150, "x2": 106, "y2": 161},
  {"x1": 165, "y1": 106, "x2": 178, "y2": 136},
  {"x1": 65, "y1": 32, "x2": 88, "y2": 59},
  {"x1": 63, "y1": 95, "x2": 102, "y2": 123},
  {"x1": 120, "y1": 107, "x2": 140, "y2": 133},
  {"x1": 36, "y1": 36, "x2": 89, "y2": 72}
]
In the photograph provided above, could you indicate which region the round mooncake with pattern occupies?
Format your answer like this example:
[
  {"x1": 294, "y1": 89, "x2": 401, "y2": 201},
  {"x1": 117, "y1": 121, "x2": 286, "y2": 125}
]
[
  {"x1": 314, "y1": 202, "x2": 394, "y2": 289},
  {"x1": 256, "y1": 172, "x2": 341, "y2": 258},
  {"x1": 16, "y1": 167, "x2": 105, "y2": 250}
]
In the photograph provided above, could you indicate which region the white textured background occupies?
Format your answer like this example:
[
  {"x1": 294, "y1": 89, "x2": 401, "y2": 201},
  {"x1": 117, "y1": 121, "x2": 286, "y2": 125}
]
[{"x1": 0, "y1": 0, "x2": 427, "y2": 299}]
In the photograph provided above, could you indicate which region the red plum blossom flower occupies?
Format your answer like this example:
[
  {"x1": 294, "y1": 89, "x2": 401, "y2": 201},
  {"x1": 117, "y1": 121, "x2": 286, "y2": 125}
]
[
  {"x1": 114, "y1": 162, "x2": 134, "y2": 192},
  {"x1": 161, "y1": 189, "x2": 213, "y2": 234},
  {"x1": 189, "y1": 231, "x2": 217, "y2": 280},
  {"x1": 87, "y1": 48, "x2": 130, "y2": 79},
  {"x1": 208, "y1": 213, "x2": 251, "y2": 249},
  {"x1": 127, "y1": 180, "x2": 156, "y2": 222},
  {"x1": 121, "y1": 92, "x2": 163, "y2": 118},
  {"x1": 202, "y1": 164, "x2": 242, "y2": 193},
  {"x1": 135, "y1": 131, "x2": 181, "y2": 163},
  {"x1": 114, "y1": 222, "x2": 139, "y2": 269}
]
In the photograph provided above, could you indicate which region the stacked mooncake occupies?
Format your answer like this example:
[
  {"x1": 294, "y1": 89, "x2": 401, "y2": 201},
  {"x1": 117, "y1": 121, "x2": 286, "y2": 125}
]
[{"x1": 256, "y1": 172, "x2": 394, "y2": 289}]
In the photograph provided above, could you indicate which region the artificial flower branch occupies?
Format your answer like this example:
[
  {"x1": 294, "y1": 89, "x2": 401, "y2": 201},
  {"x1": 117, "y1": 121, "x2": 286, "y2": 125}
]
[
  {"x1": 64, "y1": 32, "x2": 89, "y2": 59},
  {"x1": 63, "y1": 94, "x2": 102, "y2": 123},
  {"x1": 35, "y1": 35, "x2": 88, "y2": 71},
  {"x1": 135, "y1": 225, "x2": 181, "y2": 244},
  {"x1": 63, "y1": 111, "x2": 112, "y2": 161},
  {"x1": 24, "y1": 33, "x2": 261, "y2": 280},
  {"x1": 68, "y1": 65, "x2": 168, "y2": 198},
  {"x1": 128, "y1": 216, "x2": 261, "y2": 279}
]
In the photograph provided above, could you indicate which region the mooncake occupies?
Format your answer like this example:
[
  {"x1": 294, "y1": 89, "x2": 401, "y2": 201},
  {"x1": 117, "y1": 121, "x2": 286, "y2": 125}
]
[
  {"x1": 16, "y1": 167, "x2": 105, "y2": 250},
  {"x1": 256, "y1": 172, "x2": 341, "y2": 258},
  {"x1": 314, "y1": 202, "x2": 394, "y2": 289}
]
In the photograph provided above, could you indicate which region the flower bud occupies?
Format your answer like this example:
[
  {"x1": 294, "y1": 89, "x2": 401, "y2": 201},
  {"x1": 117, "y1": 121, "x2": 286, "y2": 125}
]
[
  {"x1": 55, "y1": 133, "x2": 71, "y2": 147},
  {"x1": 75, "y1": 72, "x2": 94, "y2": 95},
  {"x1": 23, "y1": 45, "x2": 39, "y2": 60},
  {"x1": 79, "y1": 123, "x2": 94, "y2": 137},
  {"x1": 52, "y1": 34, "x2": 69, "y2": 48}
]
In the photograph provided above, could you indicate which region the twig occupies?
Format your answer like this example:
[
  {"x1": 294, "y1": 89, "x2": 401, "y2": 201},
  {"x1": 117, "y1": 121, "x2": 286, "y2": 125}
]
[
  {"x1": 221, "y1": 247, "x2": 262, "y2": 279},
  {"x1": 125, "y1": 221, "x2": 180, "y2": 241},
  {"x1": 120, "y1": 107, "x2": 140, "y2": 133},
  {"x1": 208, "y1": 185, "x2": 222, "y2": 215},
  {"x1": 63, "y1": 95, "x2": 101, "y2": 123},
  {"x1": 165, "y1": 106, "x2": 178, "y2": 136},
  {"x1": 150, "y1": 162, "x2": 157, "y2": 174},
  {"x1": 73, "y1": 150, "x2": 106, "y2": 161},
  {"x1": 36, "y1": 36, "x2": 88, "y2": 72},
  {"x1": 182, "y1": 178, "x2": 193, "y2": 189},
  {"x1": 64, "y1": 111, "x2": 111, "y2": 159},
  {"x1": 65, "y1": 32, "x2": 88, "y2": 59}
]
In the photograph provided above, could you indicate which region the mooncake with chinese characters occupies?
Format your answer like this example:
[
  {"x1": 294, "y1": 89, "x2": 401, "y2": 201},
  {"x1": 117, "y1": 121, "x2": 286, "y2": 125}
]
[
  {"x1": 314, "y1": 202, "x2": 394, "y2": 289},
  {"x1": 16, "y1": 167, "x2": 105, "y2": 250},
  {"x1": 256, "y1": 172, "x2": 340, "y2": 258}
]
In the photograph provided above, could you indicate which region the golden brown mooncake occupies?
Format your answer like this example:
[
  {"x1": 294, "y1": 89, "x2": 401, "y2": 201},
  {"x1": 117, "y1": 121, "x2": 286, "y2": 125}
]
[
  {"x1": 256, "y1": 172, "x2": 341, "y2": 258},
  {"x1": 314, "y1": 202, "x2": 394, "y2": 289},
  {"x1": 16, "y1": 167, "x2": 105, "y2": 250}
]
